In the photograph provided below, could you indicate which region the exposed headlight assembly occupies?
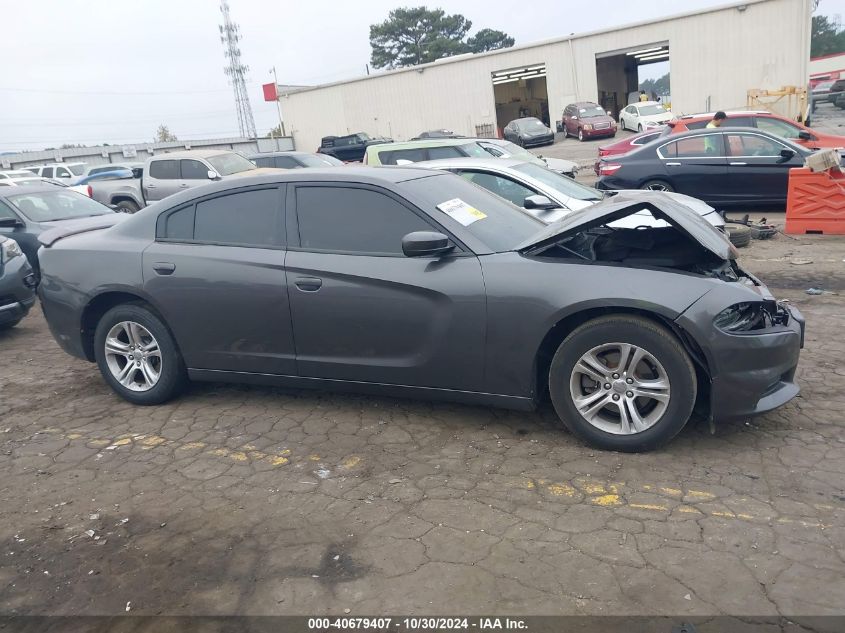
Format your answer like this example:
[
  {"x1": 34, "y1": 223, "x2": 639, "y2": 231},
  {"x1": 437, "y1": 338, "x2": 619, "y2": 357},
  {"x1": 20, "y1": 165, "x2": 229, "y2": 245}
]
[
  {"x1": 714, "y1": 302, "x2": 770, "y2": 332},
  {"x1": 0, "y1": 239, "x2": 23, "y2": 265}
]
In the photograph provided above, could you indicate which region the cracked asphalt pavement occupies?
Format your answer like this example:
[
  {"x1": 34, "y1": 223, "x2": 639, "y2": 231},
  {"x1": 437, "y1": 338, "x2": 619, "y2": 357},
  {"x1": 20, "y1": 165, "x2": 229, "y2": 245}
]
[{"x1": 1, "y1": 231, "x2": 844, "y2": 617}]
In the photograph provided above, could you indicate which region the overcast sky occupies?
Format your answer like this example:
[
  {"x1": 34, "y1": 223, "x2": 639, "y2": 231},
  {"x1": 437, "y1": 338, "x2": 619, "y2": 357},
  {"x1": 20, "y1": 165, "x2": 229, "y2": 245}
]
[{"x1": 3, "y1": 0, "x2": 842, "y2": 151}]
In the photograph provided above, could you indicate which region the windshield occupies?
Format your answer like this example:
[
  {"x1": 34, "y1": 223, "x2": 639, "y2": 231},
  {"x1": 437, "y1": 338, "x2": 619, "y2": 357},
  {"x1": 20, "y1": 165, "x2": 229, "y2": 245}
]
[
  {"x1": 9, "y1": 190, "x2": 113, "y2": 222},
  {"x1": 578, "y1": 106, "x2": 607, "y2": 118},
  {"x1": 638, "y1": 105, "x2": 667, "y2": 116},
  {"x1": 400, "y1": 174, "x2": 542, "y2": 252},
  {"x1": 68, "y1": 164, "x2": 85, "y2": 176},
  {"x1": 300, "y1": 154, "x2": 343, "y2": 167},
  {"x1": 478, "y1": 141, "x2": 543, "y2": 165},
  {"x1": 457, "y1": 142, "x2": 497, "y2": 158},
  {"x1": 357, "y1": 133, "x2": 371, "y2": 141},
  {"x1": 207, "y1": 153, "x2": 257, "y2": 176},
  {"x1": 815, "y1": 81, "x2": 834, "y2": 90},
  {"x1": 518, "y1": 119, "x2": 548, "y2": 132},
  {"x1": 512, "y1": 163, "x2": 603, "y2": 202}
]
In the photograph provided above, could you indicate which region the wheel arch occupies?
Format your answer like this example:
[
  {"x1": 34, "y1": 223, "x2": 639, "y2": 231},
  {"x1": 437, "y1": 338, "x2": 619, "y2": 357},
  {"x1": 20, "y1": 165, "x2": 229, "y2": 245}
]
[
  {"x1": 79, "y1": 289, "x2": 172, "y2": 362},
  {"x1": 533, "y1": 305, "x2": 712, "y2": 407}
]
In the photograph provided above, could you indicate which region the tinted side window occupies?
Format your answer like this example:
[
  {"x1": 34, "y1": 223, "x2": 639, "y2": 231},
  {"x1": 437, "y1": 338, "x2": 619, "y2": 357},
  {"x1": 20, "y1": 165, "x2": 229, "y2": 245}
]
[
  {"x1": 427, "y1": 146, "x2": 463, "y2": 160},
  {"x1": 160, "y1": 205, "x2": 195, "y2": 240},
  {"x1": 181, "y1": 160, "x2": 208, "y2": 180},
  {"x1": 254, "y1": 157, "x2": 275, "y2": 168},
  {"x1": 295, "y1": 186, "x2": 431, "y2": 255},
  {"x1": 149, "y1": 160, "x2": 179, "y2": 179},
  {"x1": 194, "y1": 188, "x2": 280, "y2": 247},
  {"x1": 379, "y1": 149, "x2": 428, "y2": 165},
  {"x1": 0, "y1": 200, "x2": 19, "y2": 220},
  {"x1": 55, "y1": 167, "x2": 71, "y2": 178},
  {"x1": 274, "y1": 156, "x2": 300, "y2": 168},
  {"x1": 41, "y1": 167, "x2": 54, "y2": 178},
  {"x1": 721, "y1": 116, "x2": 753, "y2": 127}
]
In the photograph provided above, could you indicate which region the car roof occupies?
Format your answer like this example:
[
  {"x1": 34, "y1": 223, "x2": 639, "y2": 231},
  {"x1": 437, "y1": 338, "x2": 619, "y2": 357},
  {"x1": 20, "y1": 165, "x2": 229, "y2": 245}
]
[
  {"x1": 513, "y1": 117, "x2": 541, "y2": 122},
  {"x1": 634, "y1": 101, "x2": 661, "y2": 107},
  {"x1": 0, "y1": 183, "x2": 70, "y2": 198},
  {"x1": 147, "y1": 149, "x2": 235, "y2": 160},
  {"x1": 368, "y1": 138, "x2": 480, "y2": 151},
  {"x1": 247, "y1": 151, "x2": 312, "y2": 158},
  {"x1": 414, "y1": 157, "x2": 527, "y2": 170},
  {"x1": 570, "y1": 101, "x2": 600, "y2": 107},
  {"x1": 676, "y1": 110, "x2": 772, "y2": 121}
]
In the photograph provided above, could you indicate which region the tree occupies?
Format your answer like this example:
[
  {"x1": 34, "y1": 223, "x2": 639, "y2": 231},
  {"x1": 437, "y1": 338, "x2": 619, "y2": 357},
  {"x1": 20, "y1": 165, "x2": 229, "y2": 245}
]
[
  {"x1": 155, "y1": 124, "x2": 177, "y2": 143},
  {"x1": 811, "y1": 14, "x2": 845, "y2": 57},
  {"x1": 369, "y1": 6, "x2": 472, "y2": 69},
  {"x1": 639, "y1": 73, "x2": 670, "y2": 96},
  {"x1": 267, "y1": 125, "x2": 283, "y2": 138},
  {"x1": 466, "y1": 28, "x2": 514, "y2": 53}
]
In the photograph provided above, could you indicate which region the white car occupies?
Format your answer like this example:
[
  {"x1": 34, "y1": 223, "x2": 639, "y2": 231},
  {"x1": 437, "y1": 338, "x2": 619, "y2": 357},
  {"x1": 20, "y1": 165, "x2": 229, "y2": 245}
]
[
  {"x1": 0, "y1": 175, "x2": 91, "y2": 198},
  {"x1": 620, "y1": 101, "x2": 674, "y2": 132},
  {"x1": 414, "y1": 157, "x2": 724, "y2": 230},
  {"x1": 24, "y1": 163, "x2": 87, "y2": 181},
  {"x1": 0, "y1": 170, "x2": 41, "y2": 182}
]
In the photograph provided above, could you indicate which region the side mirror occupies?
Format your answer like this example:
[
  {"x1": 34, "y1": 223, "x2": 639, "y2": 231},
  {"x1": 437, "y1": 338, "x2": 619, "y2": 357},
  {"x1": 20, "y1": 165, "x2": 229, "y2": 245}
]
[
  {"x1": 780, "y1": 148, "x2": 796, "y2": 160},
  {"x1": 523, "y1": 194, "x2": 559, "y2": 210},
  {"x1": 207, "y1": 170, "x2": 221, "y2": 180},
  {"x1": 0, "y1": 217, "x2": 23, "y2": 228},
  {"x1": 402, "y1": 231, "x2": 454, "y2": 258},
  {"x1": 798, "y1": 131, "x2": 812, "y2": 140}
]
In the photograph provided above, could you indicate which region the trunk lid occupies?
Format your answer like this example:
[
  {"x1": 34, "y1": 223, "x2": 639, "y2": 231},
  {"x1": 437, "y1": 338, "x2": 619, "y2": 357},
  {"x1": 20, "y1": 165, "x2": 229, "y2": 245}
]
[
  {"x1": 38, "y1": 214, "x2": 127, "y2": 247},
  {"x1": 515, "y1": 190, "x2": 734, "y2": 261}
]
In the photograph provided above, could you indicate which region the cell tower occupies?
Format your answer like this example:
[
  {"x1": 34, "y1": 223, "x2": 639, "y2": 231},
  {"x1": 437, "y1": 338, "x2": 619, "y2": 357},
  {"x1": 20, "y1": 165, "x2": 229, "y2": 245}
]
[{"x1": 219, "y1": 0, "x2": 257, "y2": 138}]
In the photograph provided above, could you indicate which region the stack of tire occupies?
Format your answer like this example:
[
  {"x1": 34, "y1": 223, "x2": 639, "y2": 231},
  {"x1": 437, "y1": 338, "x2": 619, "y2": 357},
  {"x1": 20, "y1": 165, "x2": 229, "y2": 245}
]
[{"x1": 725, "y1": 223, "x2": 752, "y2": 248}]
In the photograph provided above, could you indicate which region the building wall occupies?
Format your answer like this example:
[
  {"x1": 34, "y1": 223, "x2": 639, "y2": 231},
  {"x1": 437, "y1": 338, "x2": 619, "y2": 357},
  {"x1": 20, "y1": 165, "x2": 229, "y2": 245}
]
[
  {"x1": 282, "y1": 0, "x2": 810, "y2": 152},
  {"x1": 810, "y1": 52, "x2": 845, "y2": 77}
]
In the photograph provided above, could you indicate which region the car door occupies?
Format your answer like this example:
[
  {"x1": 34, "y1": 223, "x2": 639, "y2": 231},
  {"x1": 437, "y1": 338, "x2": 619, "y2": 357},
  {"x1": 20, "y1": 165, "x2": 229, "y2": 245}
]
[
  {"x1": 723, "y1": 132, "x2": 801, "y2": 204},
  {"x1": 179, "y1": 159, "x2": 213, "y2": 193},
  {"x1": 563, "y1": 106, "x2": 574, "y2": 135},
  {"x1": 285, "y1": 182, "x2": 486, "y2": 391},
  {"x1": 144, "y1": 159, "x2": 181, "y2": 201},
  {"x1": 655, "y1": 133, "x2": 729, "y2": 201},
  {"x1": 54, "y1": 166, "x2": 73, "y2": 180},
  {"x1": 142, "y1": 185, "x2": 296, "y2": 374},
  {"x1": 334, "y1": 136, "x2": 358, "y2": 162}
]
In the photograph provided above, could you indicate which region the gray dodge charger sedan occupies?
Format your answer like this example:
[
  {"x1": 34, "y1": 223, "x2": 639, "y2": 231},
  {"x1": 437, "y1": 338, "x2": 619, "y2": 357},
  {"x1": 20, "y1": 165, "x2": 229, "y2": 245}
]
[{"x1": 36, "y1": 168, "x2": 804, "y2": 452}]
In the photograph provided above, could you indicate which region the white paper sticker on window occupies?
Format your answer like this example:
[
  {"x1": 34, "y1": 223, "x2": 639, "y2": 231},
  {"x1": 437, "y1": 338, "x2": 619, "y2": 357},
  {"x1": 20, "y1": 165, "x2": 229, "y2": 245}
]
[{"x1": 436, "y1": 198, "x2": 487, "y2": 226}]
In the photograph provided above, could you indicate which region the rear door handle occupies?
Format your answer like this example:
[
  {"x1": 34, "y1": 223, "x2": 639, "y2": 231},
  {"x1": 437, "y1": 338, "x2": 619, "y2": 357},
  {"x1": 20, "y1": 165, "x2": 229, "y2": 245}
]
[
  {"x1": 145, "y1": 183, "x2": 156, "y2": 188},
  {"x1": 179, "y1": 183, "x2": 190, "y2": 188},
  {"x1": 666, "y1": 162, "x2": 681, "y2": 166},
  {"x1": 152, "y1": 262, "x2": 176, "y2": 275},
  {"x1": 294, "y1": 277, "x2": 322, "y2": 292},
  {"x1": 730, "y1": 162, "x2": 747, "y2": 166}
]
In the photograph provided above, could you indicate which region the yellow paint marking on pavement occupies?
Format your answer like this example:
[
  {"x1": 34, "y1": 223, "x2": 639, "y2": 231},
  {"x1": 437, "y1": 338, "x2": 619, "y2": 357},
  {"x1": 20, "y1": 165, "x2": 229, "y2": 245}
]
[
  {"x1": 678, "y1": 506, "x2": 703, "y2": 514},
  {"x1": 249, "y1": 451, "x2": 268, "y2": 460},
  {"x1": 229, "y1": 452, "x2": 248, "y2": 462},
  {"x1": 242, "y1": 444, "x2": 257, "y2": 451},
  {"x1": 280, "y1": 449, "x2": 292, "y2": 456},
  {"x1": 111, "y1": 438, "x2": 133, "y2": 447},
  {"x1": 687, "y1": 490, "x2": 715, "y2": 500},
  {"x1": 208, "y1": 448, "x2": 229, "y2": 457},
  {"x1": 660, "y1": 487, "x2": 683, "y2": 497},
  {"x1": 67, "y1": 433, "x2": 83, "y2": 440},
  {"x1": 592, "y1": 494, "x2": 622, "y2": 507},
  {"x1": 340, "y1": 456, "x2": 361, "y2": 469},
  {"x1": 581, "y1": 481, "x2": 609, "y2": 495},
  {"x1": 88, "y1": 439, "x2": 111, "y2": 447},
  {"x1": 178, "y1": 442, "x2": 207, "y2": 451},
  {"x1": 308, "y1": 454, "x2": 321, "y2": 461},
  {"x1": 629, "y1": 503, "x2": 668, "y2": 512},
  {"x1": 710, "y1": 510, "x2": 736, "y2": 518},
  {"x1": 269, "y1": 456, "x2": 289, "y2": 466},
  {"x1": 139, "y1": 436, "x2": 167, "y2": 448},
  {"x1": 547, "y1": 483, "x2": 577, "y2": 497},
  {"x1": 522, "y1": 480, "x2": 535, "y2": 490}
]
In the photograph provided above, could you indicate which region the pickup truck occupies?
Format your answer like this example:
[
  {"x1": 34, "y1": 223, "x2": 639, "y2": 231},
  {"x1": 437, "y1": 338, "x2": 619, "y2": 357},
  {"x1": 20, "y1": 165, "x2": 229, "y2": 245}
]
[
  {"x1": 317, "y1": 132, "x2": 392, "y2": 162},
  {"x1": 90, "y1": 149, "x2": 273, "y2": 212}
]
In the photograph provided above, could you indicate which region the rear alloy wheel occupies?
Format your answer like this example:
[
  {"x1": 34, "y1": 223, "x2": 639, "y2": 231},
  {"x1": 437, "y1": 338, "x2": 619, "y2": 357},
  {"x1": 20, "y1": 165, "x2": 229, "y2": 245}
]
[
  {"x1": 641, "y1": 180, "x2": 674, "y2": 193},
  {"x1": 578, "y1": 129, "x2": 585, "y2": 142},
  {"x1": 94, "y1": 304, "x2": 186, "y2": 405},
  {"x1": 114, "y1": 200, "x2": 140, "y2": 214},
  {"x1": 549, "y1": 315, "x2": 697, "y2": 452}
]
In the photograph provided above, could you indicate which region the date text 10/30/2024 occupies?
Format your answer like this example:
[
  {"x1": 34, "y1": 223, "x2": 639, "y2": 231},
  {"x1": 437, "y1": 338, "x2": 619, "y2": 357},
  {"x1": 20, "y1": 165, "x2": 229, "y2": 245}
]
[{"x1": 307, "y1": 618, "x2": 528, "y2": 630}]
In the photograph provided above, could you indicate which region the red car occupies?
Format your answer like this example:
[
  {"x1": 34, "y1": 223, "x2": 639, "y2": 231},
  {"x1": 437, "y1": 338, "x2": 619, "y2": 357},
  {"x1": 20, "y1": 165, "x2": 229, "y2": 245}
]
[
  {"x1": 593, "y1": 129, "x2": 665, "y2": 174},
  {"x1": 666, "y1": 110, "x2": 845, "y2": 150},
  {"x1": 562, "y1": 102, "x2": 617, "y2": 141}
]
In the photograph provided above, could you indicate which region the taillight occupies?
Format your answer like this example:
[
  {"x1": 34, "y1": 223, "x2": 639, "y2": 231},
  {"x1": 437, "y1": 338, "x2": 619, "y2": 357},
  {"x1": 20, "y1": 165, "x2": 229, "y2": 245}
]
[
  {"x1": 598, "y1": 162, "x2": 622, "y2": 176},
  {"x1": 598, "y1": 148, "x2": 609, "y2": 157},
  {"x1": 86, "y1": 185, "x2": 93, "y2": 197}
]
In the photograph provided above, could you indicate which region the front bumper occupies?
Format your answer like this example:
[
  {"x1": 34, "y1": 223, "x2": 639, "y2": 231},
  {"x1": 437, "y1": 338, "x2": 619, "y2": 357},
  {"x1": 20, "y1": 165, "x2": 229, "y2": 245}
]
[
  {"x1": 581, "y1": 127, "x2": 616, "y2": 139},
  {"x1": 677, "y1": 301, "x2": 804, "y2": 421},
  {"x1": 0, "y1": 257, "x2": 37, "y2": 325},
  {"x1": 522, "y1": 134, "x2": 555, "y2": 147}
]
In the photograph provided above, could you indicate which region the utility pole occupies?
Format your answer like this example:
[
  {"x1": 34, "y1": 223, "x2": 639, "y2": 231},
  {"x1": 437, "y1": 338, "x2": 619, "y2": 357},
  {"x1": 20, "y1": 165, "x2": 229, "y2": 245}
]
[
  {"x1": 219, "y1": 0, "x2": 257, "y2": 138},
  {"x1": 270, "y1": 66, "x2": 286, "y2": 137}
]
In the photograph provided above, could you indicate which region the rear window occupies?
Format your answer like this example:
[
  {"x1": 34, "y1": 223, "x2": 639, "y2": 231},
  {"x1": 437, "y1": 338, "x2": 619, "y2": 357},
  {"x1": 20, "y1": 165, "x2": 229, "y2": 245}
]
[
  {"x1": 379, "y1": 149, "x2": 427, "y2": 165},
  {"x1": 298, "y1": 154, "x2": 343, "y2": 167},
  {"x1": 206, "y1": 153, "x2": 256, "y2": 176},
  {"x1": 149, "y1": 160, "x2": 179, "y2": 179},
  {"x1": 68, "y1": 164, "x2": 85, "y2": 176}
]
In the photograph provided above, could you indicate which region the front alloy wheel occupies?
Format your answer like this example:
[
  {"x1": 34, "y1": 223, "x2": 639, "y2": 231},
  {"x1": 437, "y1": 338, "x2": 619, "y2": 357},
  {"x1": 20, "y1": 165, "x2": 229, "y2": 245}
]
[
  {"x1": 104, "y1": 321, "x2": 162, "y2": 391},
  {"x1": 569, "y1": 342, "x2": 670, "y2": 435}
]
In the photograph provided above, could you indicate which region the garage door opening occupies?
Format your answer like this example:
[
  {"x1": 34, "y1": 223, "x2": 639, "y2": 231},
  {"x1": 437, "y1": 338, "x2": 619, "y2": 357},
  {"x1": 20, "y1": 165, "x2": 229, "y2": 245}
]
[
  {"x1": 492, "y1": 64, "x2": 549, "y2": 135},
  {"x1": 595, "y1": 43, "x2": 670, "y2": 119}
]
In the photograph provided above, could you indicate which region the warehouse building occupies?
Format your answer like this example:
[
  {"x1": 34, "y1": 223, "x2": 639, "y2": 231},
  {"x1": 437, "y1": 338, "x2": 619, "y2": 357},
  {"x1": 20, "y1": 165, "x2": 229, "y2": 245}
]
[{"x1": 276, "y1": 0, "x2": 811, "y2": 152}]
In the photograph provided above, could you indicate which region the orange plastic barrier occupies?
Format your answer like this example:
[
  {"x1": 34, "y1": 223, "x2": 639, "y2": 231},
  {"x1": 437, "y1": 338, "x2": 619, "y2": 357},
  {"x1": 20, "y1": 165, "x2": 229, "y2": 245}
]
[{"x1": 784, "y1": 166, "x2": 845, "y2": 235}]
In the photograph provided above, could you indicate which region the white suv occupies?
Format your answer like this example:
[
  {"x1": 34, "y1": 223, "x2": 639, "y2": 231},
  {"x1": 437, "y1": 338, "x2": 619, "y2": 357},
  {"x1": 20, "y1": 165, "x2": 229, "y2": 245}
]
[{"x1": 24, "y1": 163, "x2": 87, "y2": 181}]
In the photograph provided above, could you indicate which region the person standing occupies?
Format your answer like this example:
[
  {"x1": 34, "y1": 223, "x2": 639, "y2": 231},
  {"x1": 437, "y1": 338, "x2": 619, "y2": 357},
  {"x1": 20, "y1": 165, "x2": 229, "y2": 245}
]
[
  {"x1": 639, "y1": 90, "x2": 649, "y2": 102},
  {"x1": 707, "y1": 111, "x2": 727, "y2": 128},
  {"x1": 704, "y1": 111, "x2": 727, "y2": 154}
]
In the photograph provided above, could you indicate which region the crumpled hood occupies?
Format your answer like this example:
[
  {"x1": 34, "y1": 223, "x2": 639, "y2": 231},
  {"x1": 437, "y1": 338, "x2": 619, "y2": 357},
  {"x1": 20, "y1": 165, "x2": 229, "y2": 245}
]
[{"x1": 516, "y1": 190, "x2": 734, "y2": 261}]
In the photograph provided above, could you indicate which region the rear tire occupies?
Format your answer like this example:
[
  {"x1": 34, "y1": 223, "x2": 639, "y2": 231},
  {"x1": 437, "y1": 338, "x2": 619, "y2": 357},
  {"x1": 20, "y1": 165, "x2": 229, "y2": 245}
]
[
  {"x1": 114, "y1": 200, "x2": 140, "y2": 214},
  {"x1": 641, "y1": 179, "x2": 675, "y2": 193},
  {"x1": 548, "y1": 315, "x2": 697, "y2": 452},
  {"x1": 94, "y1": 303, "x2": 186, "y2": 405}
]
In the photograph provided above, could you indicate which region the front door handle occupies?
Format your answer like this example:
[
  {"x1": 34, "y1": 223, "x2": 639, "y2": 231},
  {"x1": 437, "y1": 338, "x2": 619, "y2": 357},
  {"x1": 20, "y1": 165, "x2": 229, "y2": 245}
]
[
  {"x1": 152, "y1": 262, "x2": 176, "y2": 275},
  {"x1": 294, "y1": 277, "x2": 322, "y2": 292},
  {"x1": 730, "y1": 161, "x2": 747, "y2": 166},
  {"x1": 179, "y1": 183, "x2": 190, "y2": 188},
  {"x1": 146, "y1": 183, "x2": 156, "y2": 188},
  {"x1": 666, "y1": 162, "x2": 682, "y2": 166}
]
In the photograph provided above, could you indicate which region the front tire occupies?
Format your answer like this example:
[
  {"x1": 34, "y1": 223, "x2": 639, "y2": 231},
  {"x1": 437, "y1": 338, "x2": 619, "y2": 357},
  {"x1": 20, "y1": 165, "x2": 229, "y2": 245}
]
[
  {"x1": 619, "y1": 118, "x2": 626, "y2": 131},
  {"x1": 114, "y1": 200, "x2": 140, "y2": 214},
  {"x1": 94, "y1": 303, "x2": 186, "y2": 405},
  {"x1": 578, "y1": 129, "x2": 585, "y2": 142},
  {"x1": 548, "y1": 315, "x2": 697, "y2": 452}
]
